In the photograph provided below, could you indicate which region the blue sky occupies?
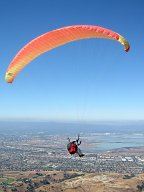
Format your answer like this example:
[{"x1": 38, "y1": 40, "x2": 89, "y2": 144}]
[{"x1": 0, "y1": 0, "x2": 144, "y2": 122}]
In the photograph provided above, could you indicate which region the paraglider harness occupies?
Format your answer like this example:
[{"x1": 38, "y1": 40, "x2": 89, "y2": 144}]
[
  {"x1": 67, "y1": 134, "x2": 82, "y2": 155},
  {"x1": 67, "y1": 141, "x2": 78, "y2": 154}
]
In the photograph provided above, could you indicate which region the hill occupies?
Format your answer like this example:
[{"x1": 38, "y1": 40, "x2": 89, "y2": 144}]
[{"x1": 0, "y1": 171, "x2": 144, "y2": 192}]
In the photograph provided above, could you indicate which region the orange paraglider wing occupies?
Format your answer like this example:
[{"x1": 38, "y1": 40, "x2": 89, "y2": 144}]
[{"x1": 5, "y1": 25, "x2": 130, "y2": 83}]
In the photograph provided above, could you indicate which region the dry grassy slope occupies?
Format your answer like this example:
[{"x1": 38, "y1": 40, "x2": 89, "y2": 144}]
[
  {"x1": 0, "y1": 171, "x2": 143, "y2": 192},
  {"x1": 35, "y1": 172, "x2": 144, "y2": 192}
]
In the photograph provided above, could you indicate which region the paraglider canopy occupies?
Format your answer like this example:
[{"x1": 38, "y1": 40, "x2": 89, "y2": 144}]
[{"x1": 5, "y1": 25, "x2": 130, "y2": 83}]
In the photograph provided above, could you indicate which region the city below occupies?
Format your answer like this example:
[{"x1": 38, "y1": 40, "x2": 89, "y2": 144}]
[{"x1": 0, "y1": 123, "x2": 144, "y2": 175}]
